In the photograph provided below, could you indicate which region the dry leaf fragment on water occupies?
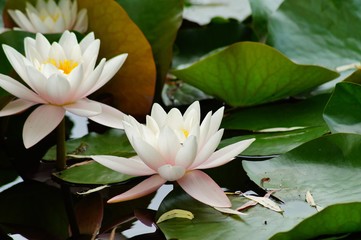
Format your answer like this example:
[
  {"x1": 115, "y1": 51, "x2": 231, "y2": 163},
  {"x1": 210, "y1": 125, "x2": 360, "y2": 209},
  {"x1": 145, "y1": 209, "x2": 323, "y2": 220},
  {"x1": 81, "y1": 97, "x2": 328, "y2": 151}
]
[
  {"x1": 157, "y1": 209, "x2": 194, "y2": 223},
  {"x1": 305, "y1": 190, "x2": 323, "y2": 212},
  {"x1": 214, "y1": 207, "x2": 247, "y2": 215},
  {"x1": 306, "y1": 190, "x2": 316, "y2": 207},
  {"x1": 244, "y1": 195, "x2": 283, "y2": 213},
  {"x1": 77, "y1": 185, "x2": 109, "y2": 195}
]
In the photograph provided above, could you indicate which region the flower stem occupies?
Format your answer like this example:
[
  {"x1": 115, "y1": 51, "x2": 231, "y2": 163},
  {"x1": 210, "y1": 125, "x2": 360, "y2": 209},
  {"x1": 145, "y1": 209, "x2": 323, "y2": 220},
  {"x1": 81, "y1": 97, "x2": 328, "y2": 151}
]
[{"x1": 56, "y1": 118, "x2": 66, "y2": 171}]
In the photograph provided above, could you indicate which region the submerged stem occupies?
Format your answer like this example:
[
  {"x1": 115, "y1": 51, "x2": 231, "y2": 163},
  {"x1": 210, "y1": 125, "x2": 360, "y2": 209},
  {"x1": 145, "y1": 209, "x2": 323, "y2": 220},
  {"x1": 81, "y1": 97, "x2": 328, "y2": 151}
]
[{"x1": 56, "y1": 118, "x2": 66, "y2": 171}]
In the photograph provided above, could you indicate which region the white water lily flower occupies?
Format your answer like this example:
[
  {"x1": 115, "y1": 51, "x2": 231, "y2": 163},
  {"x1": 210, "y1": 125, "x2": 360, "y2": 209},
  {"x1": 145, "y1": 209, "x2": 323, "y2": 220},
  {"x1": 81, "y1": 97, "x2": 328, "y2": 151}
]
[
  {"x1": 92, "y1": 102, "x2": 255, "y2": 208},
  {"x1": 8, "y1": 0, "x2": 88, "y2": 33},
  {"x1": 0, "y1": 30, "x2": 127, "y2": 148}
]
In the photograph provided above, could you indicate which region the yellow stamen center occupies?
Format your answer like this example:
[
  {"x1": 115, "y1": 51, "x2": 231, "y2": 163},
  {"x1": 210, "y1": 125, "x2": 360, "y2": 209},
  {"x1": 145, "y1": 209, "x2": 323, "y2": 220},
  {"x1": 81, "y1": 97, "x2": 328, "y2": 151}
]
[
  {"x1": 47, "y1": 59, "x2": 78, "y2": 74},
  {"x1": 182, "y1": 129, "x2": 189, "y2": 138}
]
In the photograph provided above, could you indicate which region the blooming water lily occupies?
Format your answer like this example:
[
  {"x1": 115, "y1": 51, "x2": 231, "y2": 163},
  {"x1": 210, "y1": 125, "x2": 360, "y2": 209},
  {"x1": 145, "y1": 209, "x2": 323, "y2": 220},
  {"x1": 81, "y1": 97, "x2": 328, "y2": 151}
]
[
  {"x1": 8, "y1": 0, "x2": 88, "y2": 33},
  {"x1": 0, "y1": 30, "x2": 127, "y2": 148},
  {"x1": 92, "y1": 102, "x2": 255, "y2": 208}
]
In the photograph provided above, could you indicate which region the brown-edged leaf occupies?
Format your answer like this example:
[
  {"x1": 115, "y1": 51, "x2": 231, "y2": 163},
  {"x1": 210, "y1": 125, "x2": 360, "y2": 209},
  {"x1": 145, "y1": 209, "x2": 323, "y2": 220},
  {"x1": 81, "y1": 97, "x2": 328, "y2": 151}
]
[{"x1": 78, "y1": 0, "x2": 156, "y2": 119}]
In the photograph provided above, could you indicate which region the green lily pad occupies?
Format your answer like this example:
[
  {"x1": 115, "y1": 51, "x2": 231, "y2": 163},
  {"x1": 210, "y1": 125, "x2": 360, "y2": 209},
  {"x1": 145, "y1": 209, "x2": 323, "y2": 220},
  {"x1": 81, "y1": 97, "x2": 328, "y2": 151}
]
[
  {"x1": 220, "y1": 92, "x2": 331, "y2": 156},
  {"x1": 173, "y1": 18, "x2": 252, "y2": 67},
  {"x1": 46, "y1": 129, "x2": 135, "y2": 185},
  {"x1": 272, "y1": 202, "x2": 361, "y2": 240},
  {"x1": 157, "y1": 187, "x2": 317, "y2": 240},
  {"x1": 323, "y1": 82, "x2": 361, "y2": 134},
  {"x1": 220, "y1": 126, "x2": 329, "y2": 156},
  {"x1": 243, "y1": 133, "x2": 361, "y2": 206},
  {"x1": 158, "y1": 133, "x2": 361, "y2": 239},
  {"x1": 222, "y1": 94, "x2": 330, "y2": 130},
  {"x1": 43, "y1": 129, "x2": 135, "y2": 161},
  {"x1": 172, "y1": 42, "x2": 339, "y2": 107},
  {"x1": 53, "y1": 161, "x2": 133, "y2": 185},
  {"x1": 268, "y1": 0, "x2": 361, "y2": 69}
]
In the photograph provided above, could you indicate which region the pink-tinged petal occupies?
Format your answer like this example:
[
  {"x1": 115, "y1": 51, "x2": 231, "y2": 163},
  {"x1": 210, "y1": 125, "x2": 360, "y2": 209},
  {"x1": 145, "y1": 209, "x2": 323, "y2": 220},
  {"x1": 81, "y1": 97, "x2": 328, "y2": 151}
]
[
  {"x1": 178, "y1": 170, "x2": 231, "y2": 208},
  {"x1": 0, "y1": 74, "x2": 45, "y2": 103},
  {"x1": 23, "y1": 105, "x2": 65, "y2": 148},
  {"x1": 158, "y1": 164, "x2": 185, "y2": 181},
  {"x1": 131, "y1": 136, "x2": 166, "y2": 171},
  {"x1": 107, "y1": 175, "x2": 166, "y2": 203},
  {"x1": 64, "y1": 98, "x2": 101, "y2": 117},
  {"x1": 91, "y1": 155, "x2": 155, "y2": 176},
  {"x1": 190, "y1": 129, "x2": 224, "y2": 169},
  {"x1": 0, "y1": 99, "x2": 37, "y2": 117},
  {"x1": 175, "y1": 135, "x2": 197, "y2": 169},
  {"x1": 88, "y1": 102, "x2": 125, "y2": 129},
  {"x1": 158, "y1": 127, "x2": 181, "y2": 165},
  {"x1": 198, "y1": 138, "x2": 255, "y2": 169}
]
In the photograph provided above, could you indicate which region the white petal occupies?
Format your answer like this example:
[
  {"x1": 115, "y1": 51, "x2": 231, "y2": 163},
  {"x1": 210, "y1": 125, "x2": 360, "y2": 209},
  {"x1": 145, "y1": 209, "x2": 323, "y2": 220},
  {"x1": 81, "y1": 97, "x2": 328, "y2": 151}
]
[
  {"x1": 23, "y1": 105, "x2": 65, "y2": 148},
  {"x1": 73, "y1": 9, "x2": 88, "y2": 33},
  {"x1": 175, "y1": 135, "x2": 197, "y2": 169},
  {"x1": 88, "y1": 103, "x2": 125, "y2": 129},
  {"x1": 131, "y1": 136, "x2": 166, "y2": 171},
  {"x1": 150, "y1": 103, "x2": 167, "y2": 126},
  {"x1": 0, "y1": 99, "x2": 37, "y2": 117},
  {"x1": 78, "y1": 59, "x2": 105, "y2": 98},
  {"x1": 34, "y1": 33, "x2": 51, "y2": 60},
  {"x1": 79, "y1": 32, "x2": 95, "y2": 52},
  {"x1": 8, "y1": 10, "x2": 36, "y2": 32},
  {"x1": 2, "y1": 45, "x2": 33, "y2": 86},
  {"x1": 158, "y1": 164, "x2": 185, "y2": 181},
  {"x1": 0, "y1": 74, "x2": 45, "y2": 103},
  {"x1": 92, "y1": 155, "x2": 155, "y2": 176},
  {"x1": 44, "y1": 74, "x2": 71, "y2": 104},
  {"x1": 88, "y1": 54, "x2": 128, "y2": 94},
  {"x1": 64, "y1": 98, "x2": 101, "y2": 117},
  {"x1": 208, "y1": 107, "x2": 224, "y2": 139},
  {"x1": 198, "y1": 138, "x2": 255, "y2": 169},
  {"x1": 158, "y1": 127, "x2": 181, "y2": 165},
  {"x1": 191, "y1": 129, "x2": 224, "y2": 169}
]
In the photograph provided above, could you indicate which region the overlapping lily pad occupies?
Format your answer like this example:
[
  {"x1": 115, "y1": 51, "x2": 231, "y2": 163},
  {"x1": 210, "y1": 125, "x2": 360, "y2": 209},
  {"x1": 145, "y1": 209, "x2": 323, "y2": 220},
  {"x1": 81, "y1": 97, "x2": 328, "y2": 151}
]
[
  {"x1": 117, "y1": 0, "x2": 183, "y2": 96},
  {"x1": 172, "y1": 42, "x2": 338, "y2": 107},
  {"x1": 45, "y1": 129, "x2": 135, "y2": 185},
  {"x1": 219, "y1": 94, "x2": 330, "y2": 156},
  {"x1": 268, "y1": 0, "x2": 361, "y2": 69},
  {"x1": 323, "y1": 82, "x2": 361, "y2": 134}
]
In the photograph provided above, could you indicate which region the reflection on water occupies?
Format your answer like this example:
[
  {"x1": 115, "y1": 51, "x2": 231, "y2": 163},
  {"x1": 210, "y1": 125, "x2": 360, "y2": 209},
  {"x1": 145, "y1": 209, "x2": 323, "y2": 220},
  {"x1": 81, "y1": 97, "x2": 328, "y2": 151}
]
[{"x1": 123, "y1": 184, "x2": 174, "y2": 237}]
